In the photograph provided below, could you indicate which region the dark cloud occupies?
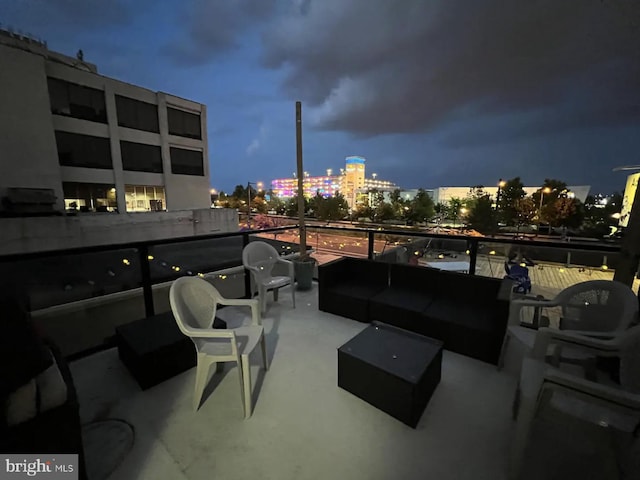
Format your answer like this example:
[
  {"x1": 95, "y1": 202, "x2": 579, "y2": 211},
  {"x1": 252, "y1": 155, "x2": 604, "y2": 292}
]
[
  {"x1": 0, "y1": 0, "x2": 134, "y2": 30},
  {"x1": 261, "y1": 0, "x2": 640, "y2": 137},
  {"x1": 164, "y1": 0, "x2": 276, "y2": 66}
]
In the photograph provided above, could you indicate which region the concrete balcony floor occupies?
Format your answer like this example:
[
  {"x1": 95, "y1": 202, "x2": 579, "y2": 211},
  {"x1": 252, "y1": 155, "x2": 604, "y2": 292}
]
[{"x1": 69, "y1": 285, "x2": 625, "y2": 480}]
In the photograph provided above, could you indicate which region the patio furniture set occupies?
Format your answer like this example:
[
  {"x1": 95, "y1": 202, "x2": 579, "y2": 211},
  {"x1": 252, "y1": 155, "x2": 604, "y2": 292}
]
[
  {"x1": 112, "y1": 242, "x2": 640, "y2": 477},
  {"x1": 6, "y1": 237, "x2": 639, "y2": 479}
]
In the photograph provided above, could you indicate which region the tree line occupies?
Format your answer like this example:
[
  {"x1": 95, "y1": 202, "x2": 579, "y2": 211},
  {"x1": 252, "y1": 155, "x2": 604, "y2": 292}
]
[{"x1": 215, "y1": 179, "x2": 621, "y2": 237}]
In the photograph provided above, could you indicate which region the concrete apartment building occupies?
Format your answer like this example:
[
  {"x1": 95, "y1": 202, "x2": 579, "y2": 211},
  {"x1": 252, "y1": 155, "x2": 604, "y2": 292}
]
[
  {"x1": 0, "y1": 29, "x2": 237, "y2": 254},
  {"x1": 0, "y1": 29, "x2": 210, "y2": 215}
]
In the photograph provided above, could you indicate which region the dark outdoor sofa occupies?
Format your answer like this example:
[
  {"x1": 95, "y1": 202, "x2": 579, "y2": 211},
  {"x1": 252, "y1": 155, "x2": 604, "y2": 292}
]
[
  {"x1": 318, "y1": 256, "x2": 389, "y2": 322},
  {"x1": 319, "y1": 258, "x2": 512, "y2": 365},
  {"x1": 1, "y1": 289, "x2": 87, "y2": 479}
]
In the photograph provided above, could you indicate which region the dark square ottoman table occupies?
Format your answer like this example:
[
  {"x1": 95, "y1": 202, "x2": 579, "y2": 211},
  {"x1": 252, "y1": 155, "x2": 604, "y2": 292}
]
[
  {"x1": 338, "y1": 321, "x2": 443, "y2": 428},
  {"x1": 116, "y1": 311, "x2": 226, "y2": 390}
]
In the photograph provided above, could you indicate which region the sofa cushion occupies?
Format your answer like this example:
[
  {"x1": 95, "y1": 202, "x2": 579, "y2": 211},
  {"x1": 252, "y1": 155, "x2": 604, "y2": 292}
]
[
  {"x1": 424, "y1": 299, "x2": 497, "y2": 332},
  {"x1": 5, "y1": 350, "x2": 68, "y2": 427},
  {"x1": 389, "y1": 263, "x2": 441, "y2": 293},
  {"x1": 370, "y1": 287, "x2": 435, "y2": 313},
  {"x1": 327, "y1": 282, "x2": 387, "y2": 300}
]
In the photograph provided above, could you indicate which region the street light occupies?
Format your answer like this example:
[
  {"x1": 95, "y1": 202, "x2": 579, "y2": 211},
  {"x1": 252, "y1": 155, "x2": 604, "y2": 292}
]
[{"x1": 537, "y1": 187, "x2": 552, "y2": 235}]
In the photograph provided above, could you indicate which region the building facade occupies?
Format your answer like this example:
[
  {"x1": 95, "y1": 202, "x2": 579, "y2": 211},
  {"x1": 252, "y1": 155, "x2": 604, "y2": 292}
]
[
  {"x1": 271, "y1": 156, "x2": 397, "y2": 208},
  {"x1": 0, "y1": 29, "x2": 211, "y2": 215}
]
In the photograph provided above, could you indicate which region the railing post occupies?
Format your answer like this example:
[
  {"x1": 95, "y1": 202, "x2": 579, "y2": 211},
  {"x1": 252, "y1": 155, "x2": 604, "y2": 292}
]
[
  {"x1": 139, "y1": 245, "x2": 155, "y2": 317},
  {"x1": 368, "y1": 231, "x2": 375, "y2": 260},
  {"x1": 243, "y1": 232, "x2": 252, "y2": 298},
  {"x1": 566, "y1": 251, "x2": 571, "y2": 268},
  {"x1": 468, "y1": 238, "x2": 479, "y2": 275}
]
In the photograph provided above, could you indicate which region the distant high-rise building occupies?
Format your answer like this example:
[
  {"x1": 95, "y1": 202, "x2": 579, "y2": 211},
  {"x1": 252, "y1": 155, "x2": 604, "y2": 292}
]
[{"x1": 271, "y1": 156, "x2": 398, "y2": 208}]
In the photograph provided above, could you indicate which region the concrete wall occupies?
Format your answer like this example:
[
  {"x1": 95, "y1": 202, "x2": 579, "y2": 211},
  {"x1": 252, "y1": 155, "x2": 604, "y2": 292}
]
[
  {"x1": 0, "y1": 208, "x2": 238, "y2": 255},
  {"x1": 0, "y1": 45, "x2": 65, "y2": 210}
]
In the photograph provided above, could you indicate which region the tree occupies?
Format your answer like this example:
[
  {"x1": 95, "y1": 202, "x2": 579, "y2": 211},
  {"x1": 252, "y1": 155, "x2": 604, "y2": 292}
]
[
  {"x1": 498, "y1": 177, "x2": 526, "y2": 226},
  {"x1": 514, "y1": 197, "x2": 537, "y2": 230},
  {"x1": 285, "y1": 195, "x2": 310, "y2": 217},
  {"x1": 267, "y1": 194, "x2": 285, "y2": 214},
  {"x1": 372, "y1": 201, "x2": 395, "y2": 223},
  {"x1": 389, "y1": 189, "x2": 408, "y2": 219},
  {"x1": 466, "y1": 195, "x2": 496, "y2": 234},
  {"x1": 543, "y1": 197, "x2": 584, "y2": 229},
  {"x1": 446, "y1": 197, "x2": 464, "y2": 225},
  {"x1": 313, "y1": 192, "x2": 349, "y2": 221},
  {"x1": 406, "y1": 189, "x2": 435, "y2": 224},
  {"x1": 351, "y1": 198, "x2": 372, "y2": 222}
]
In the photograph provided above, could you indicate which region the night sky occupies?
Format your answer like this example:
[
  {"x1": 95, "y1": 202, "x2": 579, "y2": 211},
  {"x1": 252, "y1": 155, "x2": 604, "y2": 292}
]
[{"x1": 2, "y1": 0, "x2": 639, "y2": 194}]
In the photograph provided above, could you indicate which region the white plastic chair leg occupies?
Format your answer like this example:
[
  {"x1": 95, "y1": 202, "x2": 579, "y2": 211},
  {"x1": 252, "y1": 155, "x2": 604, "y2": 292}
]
[
  {"x1": 194, "y1": 354, "x2": 213, "y2": 411},
  {"x1": 509, "y1": 398, "x2": 536, "y2": 479},
  {"x1": 273, "y1": 288, "x2": 279, "y2": 302},
  {"x1": 241, "y1": 355, "x2": 252, "y2": 418},
  {"x1": 258, "y1": 285, "x2": 267, "y2": 314},
  {"x1": 260, "y1": 333, "x2": 268, "y2": 371},
  {"x1": 291, "y1": 285, "x2": 295, "y2": 309},
  {"x1": 497, "y1": 332, "x2": 511, "y2": 371},
  {"x1": 236, "y1": 360, "x2": 245, "y2": 415}
]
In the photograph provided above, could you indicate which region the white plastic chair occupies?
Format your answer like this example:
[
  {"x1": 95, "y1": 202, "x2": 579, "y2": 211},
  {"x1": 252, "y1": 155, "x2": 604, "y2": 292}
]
[
  {"x1": 242, "y1": 241, "x2": 295, "y2": 314},
  {"x1": 169, "y1": 277, "x2": 268, "y2": 417},
  {"x1": 510, "y1": 325, "x2": 640, "y2": 479},
  {"x1": 498, "y1": 280, "x2": 639, "y2": 371}
]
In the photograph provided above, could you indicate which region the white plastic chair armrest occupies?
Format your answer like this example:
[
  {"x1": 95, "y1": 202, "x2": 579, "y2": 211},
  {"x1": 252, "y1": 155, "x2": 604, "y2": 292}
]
[
  {"x1": 217, "y1": 298, "x2": 261, "y2": 325},
  {"x1": 218, "y1": 297, "x2": 259, "y2": 308},
  {"x1": 180, "y1": 326, "x2": 235, "y2": 339},
  {"x1": 244, "y1": 265, "x2": 261, "y2": 275},
  {"x1": 511, "y1": 298, "x2": 559, "y2": 309},
  {"x1": 532, "y1": 327, "x2": 624, "y2": 361},
  {"x1": 544, "y1": 369, "x2": 640, "y2": 409}
]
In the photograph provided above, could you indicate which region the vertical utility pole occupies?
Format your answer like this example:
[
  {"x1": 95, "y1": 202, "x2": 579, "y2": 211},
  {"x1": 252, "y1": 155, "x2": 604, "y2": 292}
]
[
  {"x1": 247, "y1": 182, "x2": 251, "y2": 228},
  {"x1": 296, "y1": 101, "x2": 307, "y2": 259}
]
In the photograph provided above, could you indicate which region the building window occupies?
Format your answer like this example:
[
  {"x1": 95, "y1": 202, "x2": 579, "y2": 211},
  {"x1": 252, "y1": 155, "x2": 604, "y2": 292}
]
[
  {"x1": 125, "y1": 185, "x2": 166, "y2": 212},
  {"x1": 55, "y1": 131, "x2": 112, "y2": 169},
  {"x1": 167, "y1": 107, "x2": 201, "y2": 139},
  {"x1": 47, "y1": 77, "x2": 107, "y2": 123},
  {"x1": 120, "y1": 141, "x2": 163, "y2": 173},
  {"x1": 63, "y1": 182, "x2": 117, "y2": 212},
  {"x1": 115, "y1": 95, "x2": 160, "y2": 133},
  {"x1": 170, "y1": 147, "x2": 204, "y2": 176}
]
